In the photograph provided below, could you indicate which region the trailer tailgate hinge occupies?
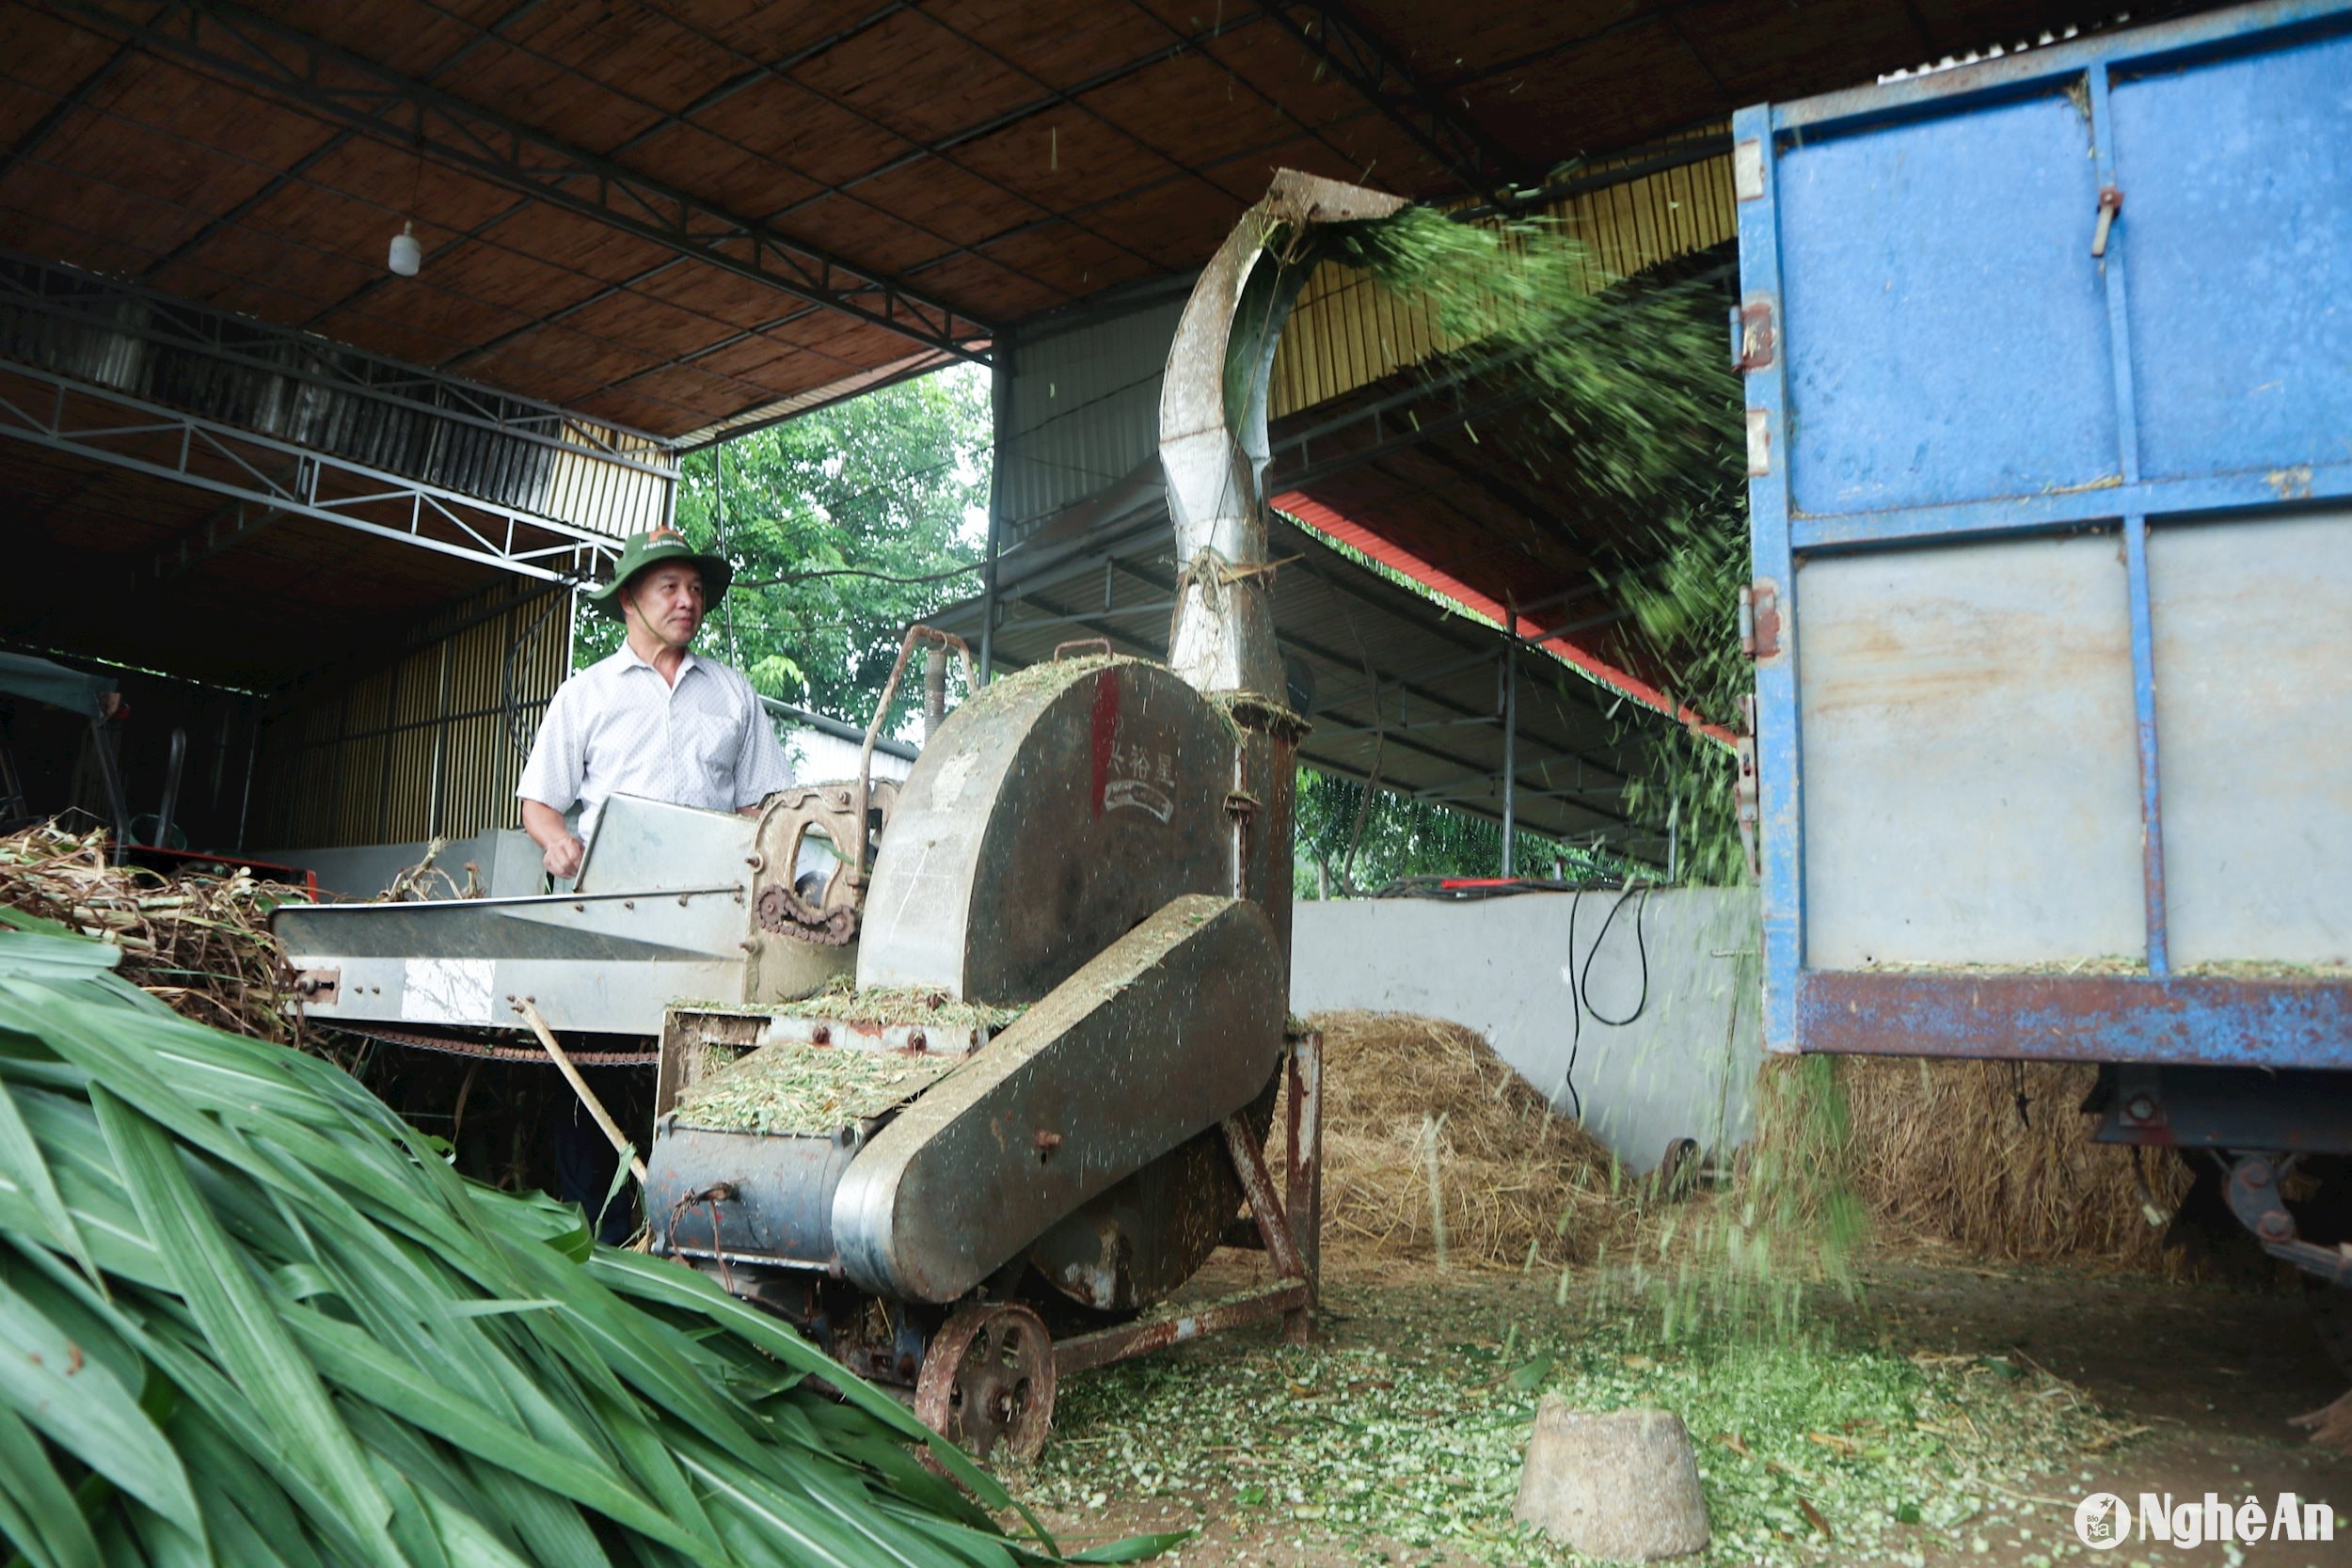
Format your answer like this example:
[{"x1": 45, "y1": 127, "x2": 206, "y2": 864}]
[
  {"x1": 1739, "y1": 581, "x2": 1782, "y2": 660},
  {"x1": 1730, "y1": 299, "x2": 1775, "y2": 372}
]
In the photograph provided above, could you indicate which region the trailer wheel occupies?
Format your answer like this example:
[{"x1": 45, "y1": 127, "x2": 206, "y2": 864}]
[{"x1": 915, "y1": 1302, "x2": 1057, "y2": 1464}]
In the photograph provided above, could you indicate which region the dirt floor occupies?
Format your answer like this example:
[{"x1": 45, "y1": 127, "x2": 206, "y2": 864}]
[{"x1": 1007, "y1": 1250, "x2": 2352, "y2": 1568}]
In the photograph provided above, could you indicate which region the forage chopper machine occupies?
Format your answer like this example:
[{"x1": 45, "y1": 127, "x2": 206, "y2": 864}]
[{"x1": 276, "y1": 171, "x2": 1404, "y2": 1460}]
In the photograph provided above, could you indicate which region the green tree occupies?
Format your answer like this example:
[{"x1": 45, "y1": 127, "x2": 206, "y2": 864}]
[
  {"x1": 577, "y1": 368, "x2": 992, "y2": 738},
  {"x1": 1292, "y1": 768, "x2": 1623, "y2": 895}
]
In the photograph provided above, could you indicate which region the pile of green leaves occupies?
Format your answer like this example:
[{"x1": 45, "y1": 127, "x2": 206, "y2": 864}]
[{"x1": 0, "y1": 918, "x2": 1090, "y2": 1568}]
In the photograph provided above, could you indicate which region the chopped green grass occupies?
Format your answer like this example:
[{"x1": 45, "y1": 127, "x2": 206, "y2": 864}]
[
  {"x1": 1023, "y1": 1290, "x2": 2132, "y2": 1567},
  {"x1": 670, "y1": 1038, "x2": 963, "y2": 1133},
  {"x1": 762, "y1": 985, "x2": 1027, "y2": 1031}
]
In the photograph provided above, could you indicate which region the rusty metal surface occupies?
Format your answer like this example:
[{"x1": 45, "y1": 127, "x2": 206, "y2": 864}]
[
  {"x1": 833, "y1": 894, "x2": 1285, "y2": 1304},
  {"x1": 342, "y1": 1022, "x2": 659, "y2": 1067},
  {"x1": 914, "y1": 1301, "x2": 1056, "y2": 1465},
  {"x1": 856, "y1": 658, "x2": 1234, "y2": 1004},
  {"x1": 647, "y1": 1123, "x2": 864, "y2": 1267},
  {"x1": 1794, "y1": 535, "x2": 2145, "y2": 970},
  {"x1": 1160, "y1": 170, "x2": 1403, "y2": 699},
  {"x1": 1052, "y1": 1281, "x2": 1313, "y2": 1378},
  {"x1": 1026, "y1": 1077, "x2": 1273, "y2": 1312},
  {"x1": 1801, "y1": 971, "x2": 2352, "y2": 1068}
]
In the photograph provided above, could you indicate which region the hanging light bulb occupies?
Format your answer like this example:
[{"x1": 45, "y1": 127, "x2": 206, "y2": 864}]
[{"x1": 387, "y1": 219, "x2": 421, "y2": 277}]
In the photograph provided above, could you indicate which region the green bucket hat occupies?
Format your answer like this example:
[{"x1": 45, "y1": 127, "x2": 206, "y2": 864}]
[{"x1": 580, "y1": 527, "x2": 734, "y2": 624}]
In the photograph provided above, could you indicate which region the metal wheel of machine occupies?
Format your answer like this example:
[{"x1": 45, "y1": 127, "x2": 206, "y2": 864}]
[{"x1": 914, "y1": 1302, "x2": 1057, "y2": 1464}]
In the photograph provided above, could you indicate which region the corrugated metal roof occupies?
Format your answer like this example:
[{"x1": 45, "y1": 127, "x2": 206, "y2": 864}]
[{"x1": 997, "y1": 287, "x2": 1189, "y2": 541}]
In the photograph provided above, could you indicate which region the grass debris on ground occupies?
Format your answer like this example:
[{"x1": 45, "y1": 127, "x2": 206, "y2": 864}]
[
  {"x1": 672, "y1": 1037, "x2": 962, "y2": 1133},
  {"x1": 1021, "y1": 1268, "x2": 2136, "y2": 1568}
]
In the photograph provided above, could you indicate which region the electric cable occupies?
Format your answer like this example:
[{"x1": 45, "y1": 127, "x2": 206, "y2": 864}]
[
  {"x1": 1578, "y1": 880, "x2": 1652, "y2": 1027},
  {"x1": 1557, "y1": 879, "x2": 1655, "y2": 1124},
  {"x1": 1562, "y1": 886, "x2": 1584, "y2": 1121}
]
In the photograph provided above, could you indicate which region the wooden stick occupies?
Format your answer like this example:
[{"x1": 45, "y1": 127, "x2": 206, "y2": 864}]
[{"x1": 517, "y1": 999, "x2": 647, "y2": 1185}]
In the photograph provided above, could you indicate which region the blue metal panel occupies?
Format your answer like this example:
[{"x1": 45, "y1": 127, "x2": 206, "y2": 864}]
[
  {"x1": 1731, "y1": 104, "x2": 1804, "y2": 1055},
  {"x1": 1777, "y1": 89, "x2": 2119, "y2": 515},
  {"x1": 1802, "y1": 972, "x2": 2352, "y2": 1069},
  {"x1": 2110, "y1": 27, "x2": 2352, "y2": 481},
  {"x1": 1741, "y1": 0, "x2": 2352, "y2": 1067}
]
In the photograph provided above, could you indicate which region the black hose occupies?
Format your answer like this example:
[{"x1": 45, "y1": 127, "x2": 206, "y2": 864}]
[
  {"x1": 1578, "y1": 882, "x2": 1651, "y2": 1027},
  {"x1": 1559, "y1": 880, "x2": 1653, "y2": 1122}
]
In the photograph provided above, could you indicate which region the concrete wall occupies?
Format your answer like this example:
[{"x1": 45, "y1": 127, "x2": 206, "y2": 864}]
[{"x1": 1291, "y1": 889, "x2": 1762, "y2": 1168}]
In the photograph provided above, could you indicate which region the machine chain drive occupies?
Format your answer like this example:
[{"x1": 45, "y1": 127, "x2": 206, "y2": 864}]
[{"x1": 754, "y1": 883, "x2": 857, "y2": 946}]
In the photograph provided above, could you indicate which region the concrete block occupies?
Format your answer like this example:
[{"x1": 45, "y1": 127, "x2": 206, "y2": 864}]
[{"x1": 1513, "y1": 1398, "x2": 1709, "y2": 1562}]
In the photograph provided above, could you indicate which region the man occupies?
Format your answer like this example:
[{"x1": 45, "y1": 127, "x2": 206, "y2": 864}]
[
  {"x1": 517, "y1": 526, "x2": 793, "y2": 879},
  {"x1": 516, "y1": 525, "x2": 792, "y2": 1242}
]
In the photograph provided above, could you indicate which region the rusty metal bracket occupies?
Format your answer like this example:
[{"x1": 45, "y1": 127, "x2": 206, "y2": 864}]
[
  {"x1": 2224, "y1": 1152, "x2": 2352, "y2": 1287},
  {"x1": 1053, "y1": 637, "x2": 1113, "y2": 661},
  {"x1": 2092, "y1": 185, "x2": 2123, "y2": 258},
  {"x1": 293, "y1": 966, "x2": 340, "y2": 1006},
  {"x1": 1731, "y1": 300, "x2": 1776, "y2": 372},
  {"x1": 1735, "y1": 695, "x2": 1762, "y2": 884},
  {"x1": 1049, "y1": 1030, "x2": 1325, "y2": 1376},
  {"x1": 1740, "y1": 580, "x2": 1782, "y2": 660}
]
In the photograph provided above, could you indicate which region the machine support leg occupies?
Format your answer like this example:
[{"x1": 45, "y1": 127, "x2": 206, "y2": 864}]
[
  {"x1": 1285, "y1": 1031, "x2": 1323, "y2": 1292},
  {"x1": 1221, "y1": 1031, "x2": 1324, "y2": 1344}
]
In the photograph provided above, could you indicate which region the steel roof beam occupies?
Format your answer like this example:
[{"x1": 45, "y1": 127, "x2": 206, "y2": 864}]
[
  {"x1": 0, "y1": 356, "x2": 618, "y2": 584},
  {"x1": 53, "y1": 0, "x2": 996, "y2": 365},
  {"x1": 1256, "y1": 1, "x2": 1533, "y2": 203},
  {"x1": 1, "y1": 37, "x2": 135, "y2": 181}
]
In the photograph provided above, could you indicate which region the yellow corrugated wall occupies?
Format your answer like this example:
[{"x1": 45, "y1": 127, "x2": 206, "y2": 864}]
[
  {"x1": 1269, "y1": 141, "x2": 1736, "y2": 420},
  {"x1": 250, "y1": 579, "x2": 573, "y2": 849}
]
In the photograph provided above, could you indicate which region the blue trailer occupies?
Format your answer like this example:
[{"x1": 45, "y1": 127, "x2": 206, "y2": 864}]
[{"x1": 1733, "y1": 1, "x2": 2352, "y2": 1280}]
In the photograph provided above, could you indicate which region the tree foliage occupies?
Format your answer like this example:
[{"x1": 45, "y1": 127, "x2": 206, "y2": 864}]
[
  {"x1": 577, "y1": 369, "x2": 992, "y2": 740},
  {"x1": 1292, "y1": 768, "x2": 1617, "y2": 895}
]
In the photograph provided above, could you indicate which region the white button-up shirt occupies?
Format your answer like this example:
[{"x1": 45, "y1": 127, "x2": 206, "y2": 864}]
[{"x1": 516, "y1": 643, "x2": 794, "y2": 844}]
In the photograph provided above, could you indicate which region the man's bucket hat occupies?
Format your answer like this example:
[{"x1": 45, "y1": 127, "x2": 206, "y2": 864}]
[{"x1": 580, "y1": 527, "x2": 733, "y2": 624}]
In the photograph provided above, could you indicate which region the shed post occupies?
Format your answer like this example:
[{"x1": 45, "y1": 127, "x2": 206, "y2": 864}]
[{"x1": 1500, "y1": 625, "x2": 1518, "y2": 877}]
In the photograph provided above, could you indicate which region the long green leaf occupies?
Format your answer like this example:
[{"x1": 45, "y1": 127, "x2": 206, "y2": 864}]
[
  {"x1": 0, "y1": 940, "x2": 1075, "y2": 1568},
  {"x1": 0, "y1": 1081, "x2": 95, "y2": 1287},
  {"x1": 86, "y1": 1086, "x2": 400, "y2": 1561},
  {"x1": 0, "y1": 1400, "x2": 100, "y2": 1568},
  {"x1": 281, "y1": 1307, "x2": 711, "y2": 1559},
  {"x1": 0, "y1": 1271, "x2": 201, "y2": 1542}
]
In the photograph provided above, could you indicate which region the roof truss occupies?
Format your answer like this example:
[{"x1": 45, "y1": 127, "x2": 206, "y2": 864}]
[{"x1": 55, "y1": 0, "x2": 999, "y2": 365}]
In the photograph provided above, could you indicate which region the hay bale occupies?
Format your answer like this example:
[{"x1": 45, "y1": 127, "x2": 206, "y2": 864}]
[
  {"x1": 1770, "y1": 1054, "x2": 2190, "y2": 1270},
  {"x1": 1283, "y1": 1010, "x2": 1624, "y2": 1270}
]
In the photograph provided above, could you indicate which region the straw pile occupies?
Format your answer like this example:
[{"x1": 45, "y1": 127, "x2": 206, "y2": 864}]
[
  {"x1": 0, "y1": 821, "x2": 310, "y2": 1048},
  {"x1": 1287, "y1": 1010, "x2": 1627, "y2": 1270},
  {"x1": 1785, "y1": 1055, "x2": 2192, "y2": 1269}
]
